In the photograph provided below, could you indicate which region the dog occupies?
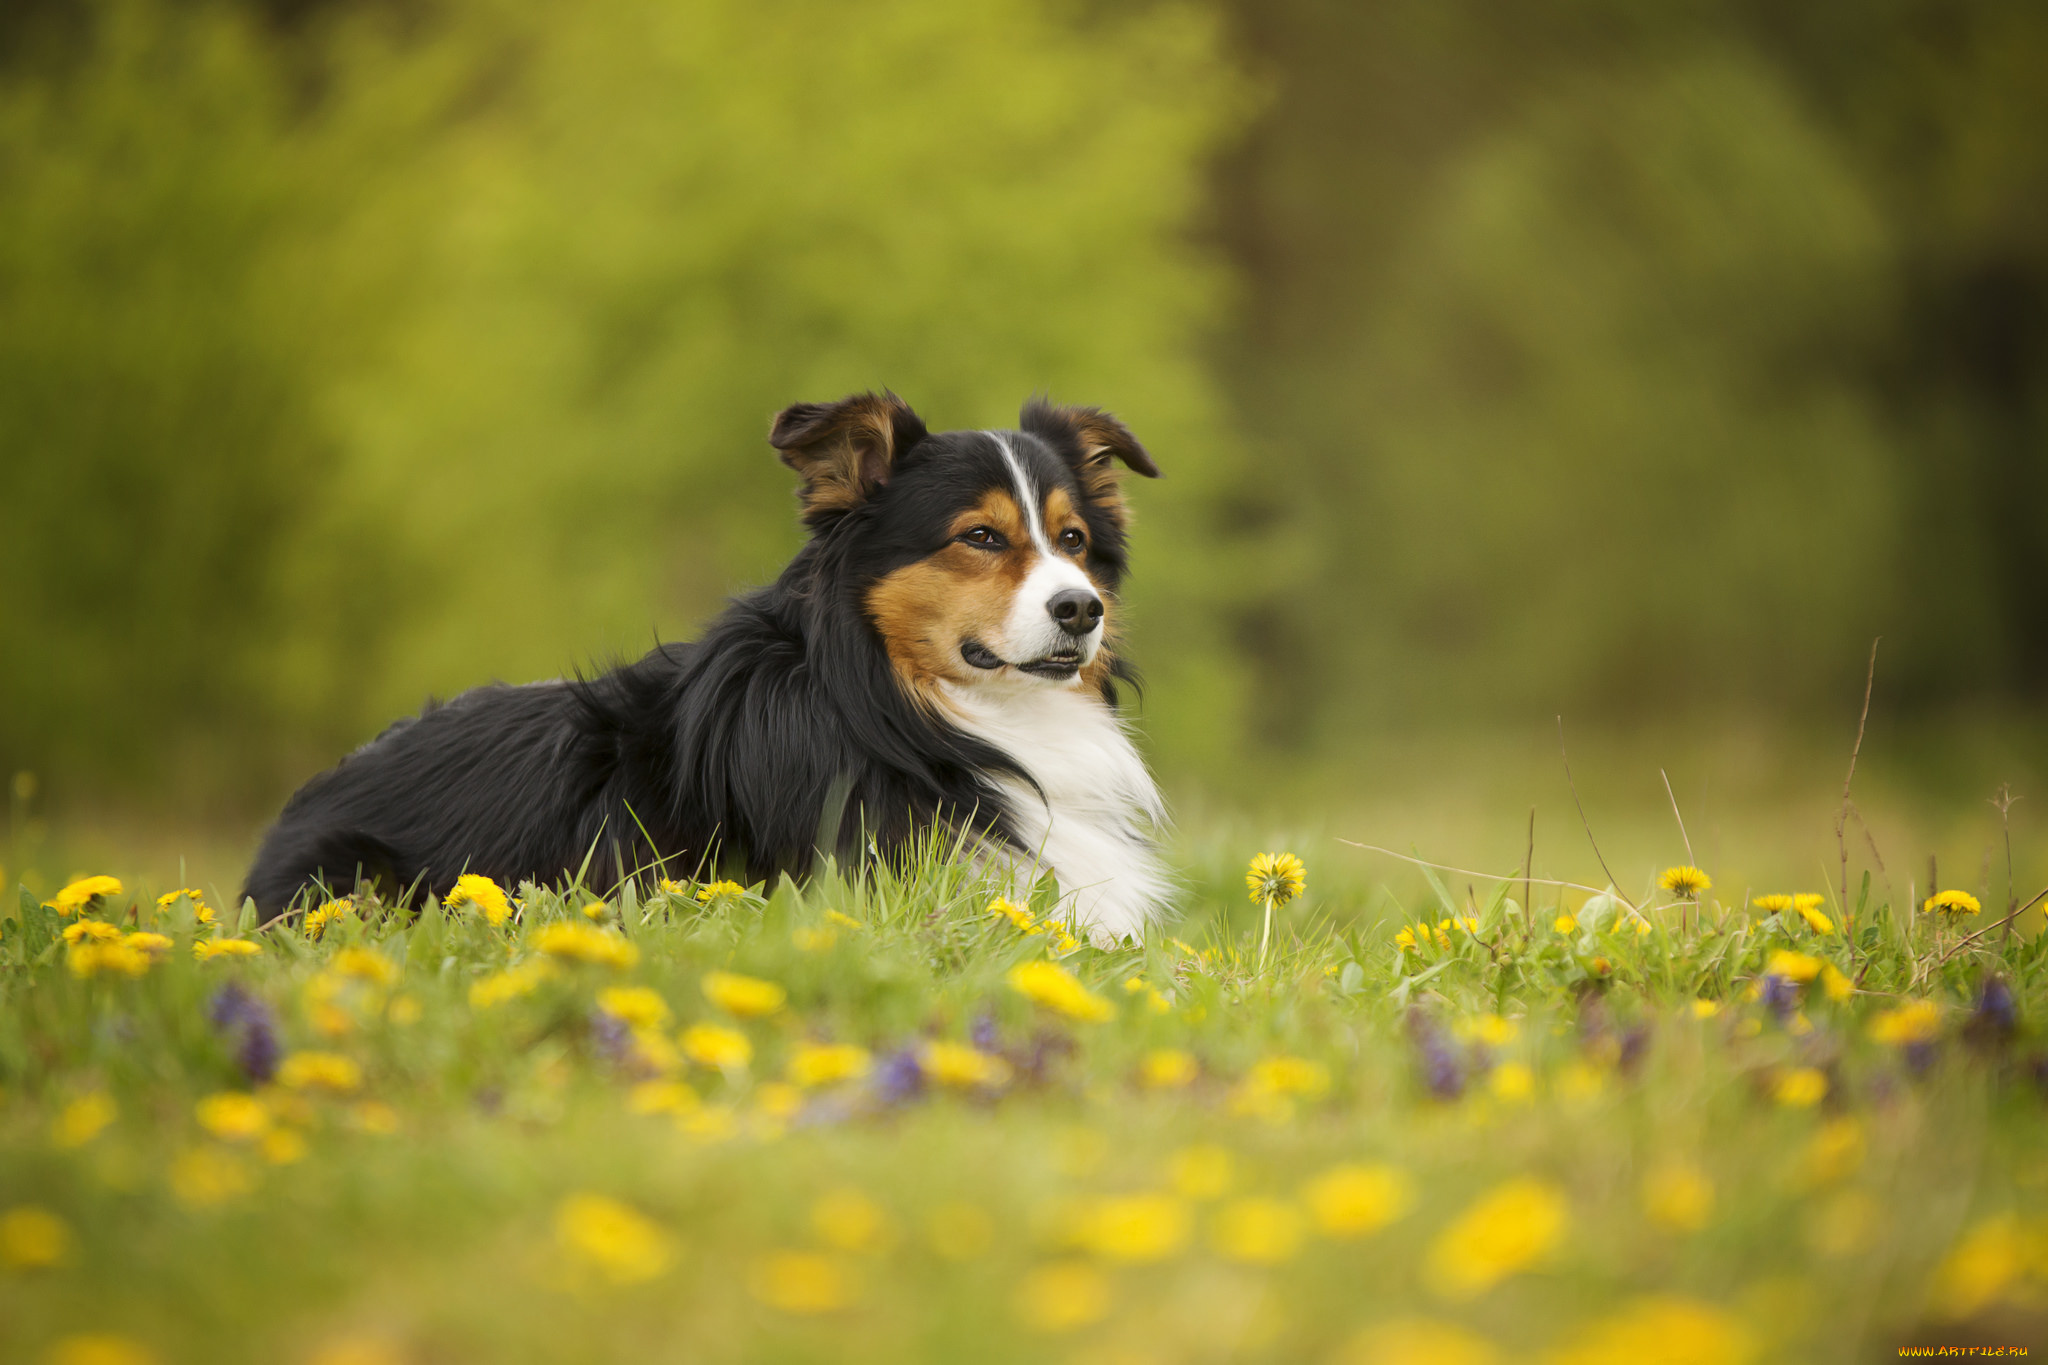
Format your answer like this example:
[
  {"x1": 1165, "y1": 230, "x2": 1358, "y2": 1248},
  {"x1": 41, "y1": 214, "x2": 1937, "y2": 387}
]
[{"x1": 242, "y1": 393, "x2": 1172, "y2": 942}]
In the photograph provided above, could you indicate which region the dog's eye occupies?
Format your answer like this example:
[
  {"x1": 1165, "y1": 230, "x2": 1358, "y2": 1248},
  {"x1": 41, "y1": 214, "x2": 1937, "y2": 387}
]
[
  {"x1": 1059, "y1": 528, "x2": 1086, "y2": 552},
  {"x1": 960, "y1": 526, "x2": 1005, "y2": 548}
]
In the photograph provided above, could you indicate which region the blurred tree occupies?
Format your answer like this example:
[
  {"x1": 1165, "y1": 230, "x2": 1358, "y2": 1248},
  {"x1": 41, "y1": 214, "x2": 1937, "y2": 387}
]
[
  {"x1": 1213, "y1": 0, "x2": 2048, "y2": 753},
  {"x1": 0, "y1": 0, "x2": 1248, "y2": 803},
  {"x1": 0, "y1": 2, "x2": 394, "y2": 799}
]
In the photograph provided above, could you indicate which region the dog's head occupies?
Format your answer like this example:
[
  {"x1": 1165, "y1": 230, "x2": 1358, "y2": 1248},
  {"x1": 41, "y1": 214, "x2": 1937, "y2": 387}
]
[{"x1": 770, "y1": 391, "x2": 1159, "y2": 696}]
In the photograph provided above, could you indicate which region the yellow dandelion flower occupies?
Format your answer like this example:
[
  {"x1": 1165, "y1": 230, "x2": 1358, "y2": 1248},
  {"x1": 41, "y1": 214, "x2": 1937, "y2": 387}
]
[
  {"x1": 1456, "y1": 1014, "x2": 1518, "y2": 1047},
  {"x1": 43, "y1": 1335, "x2": 159, "y2": 1365},
  {"x1": 1798, "y1": 903, "x2": 1836, "y2": 935},
  {"x1": 1246, "y1": 1055, "x2": 1330, "y2": 1097},
  {"x1": 1801, "y1": 1118, "x2": 1866, "y2": 1186},
  {"x1": 627, "y1": 1026, "x2": 680, "y2": 1075},
  {"x1": 1925, "y1": 889, "x2": 1981, "y2": 919},
  {"x1": 1139, "y1": 1048, "x2": 1198, "y2": 1089},
  {"x1": 1394, "y1": 926, "x2": 1419, "y2": 953},
  {"x1": 695, "y1": 880, "x2": 747, "y2": 904},
  {"x1": 1690, "y1": 998, "x2": 1720, "y2": 1019},
  {"x1": 812, "y1": 1188, "x2": 894, "y2": 1254},
  {"x1": 332, "y1": 948, "x2": 399, "y2": 987},
  {"x1": 677, "y1": 1103, "x2": 738, "y2": 1144},
  {"x1": 303, "y1": 902, "x2": 353, "y2": 939},
  {"x1": 1335, "y1": 1319, "x2": 1499, "y2": 1365},
  {"x1": 192, "y1": 938, "x2": 262, "y2": 962},
  {"x1": 443, "y1": 874, "x2": 512, "y2": 926},
  {"x1": 787, "y1": 1041, "x2": 871, "y2": 1088},
  {"x1": 919, "y1": 1040, "x2": 1011, "y2": 1089},
  {"x1": 123, "y1": 931, "x2": 172, "y2": 957},
  {"x1": 556, "y1": 1193, "x2": 672, "y2": 1285},
  {"x1": 791, "y1": 926, "x2": 838, "y2": 952},
  {"x1": 989, "y1": 896, "x2": 1038, "y2": 931},
  {"x1": 1752, "y1": 894, "x2": 1793, "y2": 915},
  {"x1": 63, "y1": 919, "x2": 122, "y2": 945},
  {"x1": 1079, "y1": 1193, "x2": 1191, "y2": 1262},
  {"x1": 350, "y1": 1101, "x2": 400, "y2": 1136},
  {"x1": 579, "y1": 900, "x2": 608, "y2": 921},
  {"x1": 260, "y1": 1128, "x2": 308, "y2": 1165},
  {"x1": 1774, "y1": 1067, "x2": 1828, "y2": 1107},
  {"x1": 1226, "y1": 1083, "x2": 1296, "y2": 1125},
  {"x1": 1870, "y1": 999, "x2": 1941, "y2": 1045},
  {"x1": 597, "y1": 986, "x2": 671, "y2": 1030},
  {"x1": 169, "y1": 1147, "x2": 254, "y2": 1208},
  {"x1": 1211, "y1": 1197, "x2": 1306, "y2": 1264},
  {"x1": 0, "y1": 1205, "x2": 72, "y2": 1269},
  {"x1": 157, "y1": 888, "x2": 212, "y2": 920},
  {"x1": 46, "y1": 876, "x2": 121, "y2": 916},
  {"x1": 1641, "y1": 1163, "x2": 1713, "y2": 1232},
  {"x1": 469, "y1": 959, "x2": 556, "y2": 1008},
  {"x1": 1014, "y1": 1260, "x2": 1110, "y2": 1333},
  {"x1": 750, "y1": 1250, "x2": 854, "y2": 1314},
  {"x1": 51, "y1": 1092, "x2": 116, "y2": 1148},
  {"x1": 1246, "y1": 852, "x2": 1306, "y2": 905},
  {"x1": 535, "y1": 922, "x2": 638, "y2": 969},
  {"x1": 1554, "y1": 914, "x2": 1578, "y2": 934},
  {"x1": 677, "y1": 1022, "x2": 750, "y2": 1070},
  {"x1": 1546, "y1": 1296, "x2": 1755, "y2": 1365},
  {"x1": 1008, "y1": 961, "x2": 1115, "y2": 1022},
  {"x1": 1489, "y1": 1061, "x2": 1535, "y2": 1103},
  {"x1": 627, "y1": 1079, "x2": 698, "y2": 1116},
  {"x1": 1820, "y1": 964, "x2": 1854, "y2": 1001},
  {"x1": 194, "y1": 1092, "x2": 270, "y2": 1143},
  {"x1": 276, "y1": 1051, "x2": 363, "y2": 1094},
  {"x1": 701, "y1": 970, "x2": 786, "y2": 1017},
  {"x1": 753, "y1": 1080, "x2": 803, "y2": 1124},
  {"x1": 1765, "y1": 950, "x2": 1823, "y2": 983},
  {"x1": 1423, "y1": 1178, "x2": 1568, "y2": 1301},
  {"x1": 1929, "y1": 1213, "x2": 2027, "y2": 1320},
  {"x1": 1658, "y1": 866, "x2": 1711, "y2": 898},
  {"x1": 1303, "y1": 1163, "x2": 1414, "y2": 1239},
  {"x1": 68, "y1": 939, "x2": 152, "y2": 978}
]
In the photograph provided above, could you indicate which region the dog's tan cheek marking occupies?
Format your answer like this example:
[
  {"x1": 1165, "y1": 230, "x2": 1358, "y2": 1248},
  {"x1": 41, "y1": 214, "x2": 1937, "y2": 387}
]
[{"x1": 866, "y1": 500, "x2": 1035, "y2": 691}]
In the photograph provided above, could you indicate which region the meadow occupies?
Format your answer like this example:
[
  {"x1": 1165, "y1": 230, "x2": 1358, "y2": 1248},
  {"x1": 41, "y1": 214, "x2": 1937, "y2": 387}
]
[{"x1": 3, "y1": 784, "x2": 2046, "y2": 1365}]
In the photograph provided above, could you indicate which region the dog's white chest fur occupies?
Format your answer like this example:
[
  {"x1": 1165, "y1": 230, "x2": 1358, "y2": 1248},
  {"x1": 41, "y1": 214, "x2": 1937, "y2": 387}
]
[{"x1": 940, "y1": 680, "x2": 1170, "y2": 943}]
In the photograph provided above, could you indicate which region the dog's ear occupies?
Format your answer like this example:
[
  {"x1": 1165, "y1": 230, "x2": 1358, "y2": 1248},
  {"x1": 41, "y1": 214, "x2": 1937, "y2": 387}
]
[
  {"x1": 1019, "y1": 400, "x2": 1161, "y2": 506},
  {"x1": 770, "y1": 391, "x2": 929, "y2": 521}
]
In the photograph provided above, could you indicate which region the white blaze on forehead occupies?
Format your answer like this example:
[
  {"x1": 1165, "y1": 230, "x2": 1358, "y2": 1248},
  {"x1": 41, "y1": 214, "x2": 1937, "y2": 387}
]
[
  {"x1": 992, "y1": 433, "x2": 1055, "y2": 553},
  {"x1": 990, "y1": 433, "x2": 1097, "y2": 666}
]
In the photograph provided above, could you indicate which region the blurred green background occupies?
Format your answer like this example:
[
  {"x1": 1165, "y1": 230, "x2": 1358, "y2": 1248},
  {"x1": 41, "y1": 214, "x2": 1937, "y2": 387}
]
[{"x1": 4, "y1": 0, "x2": 2046, "y2": 899}]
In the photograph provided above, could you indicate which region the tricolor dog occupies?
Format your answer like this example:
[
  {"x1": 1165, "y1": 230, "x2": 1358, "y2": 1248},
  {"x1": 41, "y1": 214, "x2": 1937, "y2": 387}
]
[{"x1": 244, "y1": 394, "x2": 1171, "y2": 942}]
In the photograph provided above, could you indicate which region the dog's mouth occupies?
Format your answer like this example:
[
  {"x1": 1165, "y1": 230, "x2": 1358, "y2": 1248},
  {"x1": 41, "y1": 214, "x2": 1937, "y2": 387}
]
[{"x1": 960, "y1": 640, "x2": 1083, "y2": 680}]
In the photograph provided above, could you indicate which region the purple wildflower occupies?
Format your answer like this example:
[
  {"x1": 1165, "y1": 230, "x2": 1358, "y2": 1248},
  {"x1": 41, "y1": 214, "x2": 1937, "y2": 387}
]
[
  {"x1": 1760, "y1": 974, "x2": 1800, "y2": 1021},
  {"x1": 873, "y1": 1047, "x2": 925, "y2": 1105},
  {"x1": 1965, "y1": 976, "x2": 2017, "y2": 1051},
  {"x1": 1407, "y1": 1008, "x2": 1465, "y2": 1100},
  {"x1": 208, "y1": 982, "x2": 279, "y2": 1085}
]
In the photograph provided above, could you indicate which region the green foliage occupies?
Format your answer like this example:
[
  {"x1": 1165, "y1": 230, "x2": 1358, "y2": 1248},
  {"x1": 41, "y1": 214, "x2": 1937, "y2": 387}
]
[
  {"x1": 0, "y1": 0, "x2": 1247, "y2": 799},
  {"x1": 3, "y1": 836, "x2": 2046, "y2": 1361},
  {"x1": 1215, "y1": 0, "x2": 2048, "y2": 749}
]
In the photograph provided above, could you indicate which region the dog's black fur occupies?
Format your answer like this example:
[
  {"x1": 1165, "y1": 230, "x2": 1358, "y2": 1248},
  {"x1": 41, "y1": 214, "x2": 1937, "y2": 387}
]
[{"x1": 242, "y1": 394, "x2": 1156, "y2": 919}]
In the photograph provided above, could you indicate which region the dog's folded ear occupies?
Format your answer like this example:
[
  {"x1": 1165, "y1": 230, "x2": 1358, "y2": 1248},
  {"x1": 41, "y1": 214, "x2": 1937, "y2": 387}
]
[
  {"x1": 770, "y1": 391, "x2": 929, "y2": 521},
  {"x1": 1019, "y1": 401, "x2": 1162, "y2": 498}
]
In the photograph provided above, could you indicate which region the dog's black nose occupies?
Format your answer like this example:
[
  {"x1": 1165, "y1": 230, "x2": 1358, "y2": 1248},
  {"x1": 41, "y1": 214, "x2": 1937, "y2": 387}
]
[{"x1": 1047, "y1": 588, "x2": 1103, "y2": 637}]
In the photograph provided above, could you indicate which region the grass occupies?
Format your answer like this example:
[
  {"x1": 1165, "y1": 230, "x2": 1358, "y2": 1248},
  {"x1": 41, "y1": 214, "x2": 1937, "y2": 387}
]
[{"x1": 3, "y1": 810, "x2": 2048, "y2": 1365}]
